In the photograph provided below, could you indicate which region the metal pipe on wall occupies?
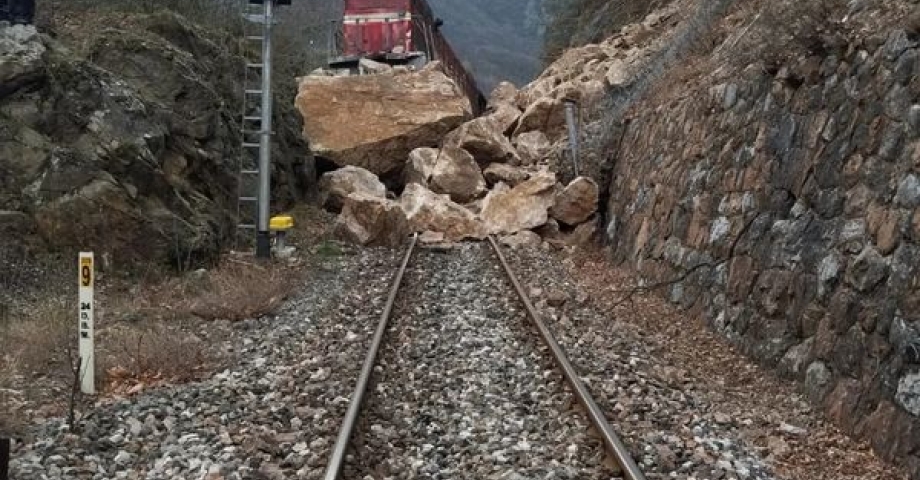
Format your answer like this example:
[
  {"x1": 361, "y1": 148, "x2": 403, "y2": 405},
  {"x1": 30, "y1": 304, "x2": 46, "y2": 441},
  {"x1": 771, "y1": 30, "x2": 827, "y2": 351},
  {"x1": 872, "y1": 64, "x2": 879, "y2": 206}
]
[{"x1": 564, "y1": 99, "x2": 581, "y2": 177}]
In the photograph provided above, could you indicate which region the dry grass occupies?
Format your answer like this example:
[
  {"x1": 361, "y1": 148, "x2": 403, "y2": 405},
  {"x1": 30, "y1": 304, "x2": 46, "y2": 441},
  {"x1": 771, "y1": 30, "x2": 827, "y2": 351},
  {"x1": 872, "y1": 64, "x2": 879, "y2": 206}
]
[
  {"x1": 120, "y1": 256, "x2": 299, "y2": 323},
  {"x1": 0, "y1": 298, "x2": 76, "y2": 433},
  {"x1": 189, "y1": 259, "x2": 297, "y2": 321},
  {"x1": 5, "y1": 298, "x2": 76, "y2": 377},
  {"x1": 100, "y1": 322, "x2": 208, "y2": 394}
]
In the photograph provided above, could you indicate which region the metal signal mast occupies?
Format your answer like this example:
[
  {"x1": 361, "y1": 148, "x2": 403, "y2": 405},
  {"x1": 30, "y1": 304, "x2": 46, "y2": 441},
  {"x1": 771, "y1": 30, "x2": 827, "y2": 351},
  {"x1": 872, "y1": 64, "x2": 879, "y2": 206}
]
[{"x1": 237, "y1": 0, "x2": 290, "y2": 258}]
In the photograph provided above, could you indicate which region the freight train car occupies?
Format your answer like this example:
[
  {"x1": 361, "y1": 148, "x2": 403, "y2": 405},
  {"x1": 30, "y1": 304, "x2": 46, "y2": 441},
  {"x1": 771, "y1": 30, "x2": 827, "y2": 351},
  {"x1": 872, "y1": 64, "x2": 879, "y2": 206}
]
[{"x1": 328, "y1": 0, "x2": 487, "y2": 114}]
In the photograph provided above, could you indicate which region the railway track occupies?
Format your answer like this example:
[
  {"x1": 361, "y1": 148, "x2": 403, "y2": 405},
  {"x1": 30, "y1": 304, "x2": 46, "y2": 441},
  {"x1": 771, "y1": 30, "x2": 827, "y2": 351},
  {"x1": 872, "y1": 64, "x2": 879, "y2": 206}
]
[{"x1": 322, "y1": 235, "x2": 645, "y2": 480}]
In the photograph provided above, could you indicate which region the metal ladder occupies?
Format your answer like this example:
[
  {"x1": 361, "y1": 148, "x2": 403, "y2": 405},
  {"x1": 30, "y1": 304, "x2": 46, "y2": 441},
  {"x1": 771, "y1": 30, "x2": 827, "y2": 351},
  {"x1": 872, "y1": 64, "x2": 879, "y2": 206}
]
[{"x1": 235, "y1": 0, "x2": 272, "y2": 250}]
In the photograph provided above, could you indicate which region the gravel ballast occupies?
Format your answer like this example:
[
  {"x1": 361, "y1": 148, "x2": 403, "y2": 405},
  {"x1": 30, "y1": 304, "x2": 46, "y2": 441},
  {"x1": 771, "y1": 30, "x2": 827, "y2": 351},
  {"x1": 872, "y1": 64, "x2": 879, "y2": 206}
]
[{"x1": 346, "y1": 243, "x2": 617, "y2": 479}]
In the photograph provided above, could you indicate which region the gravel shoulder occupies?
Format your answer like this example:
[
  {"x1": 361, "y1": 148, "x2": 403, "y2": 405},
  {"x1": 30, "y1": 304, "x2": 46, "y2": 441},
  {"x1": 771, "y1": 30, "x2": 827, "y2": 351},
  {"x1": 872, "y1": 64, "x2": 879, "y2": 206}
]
[
  {"x1": 503, "y1": 244, "x2": 909, "y2": 480},
  {"x1": 9, "y1": 246, "x2": 403, "y2": 480}
]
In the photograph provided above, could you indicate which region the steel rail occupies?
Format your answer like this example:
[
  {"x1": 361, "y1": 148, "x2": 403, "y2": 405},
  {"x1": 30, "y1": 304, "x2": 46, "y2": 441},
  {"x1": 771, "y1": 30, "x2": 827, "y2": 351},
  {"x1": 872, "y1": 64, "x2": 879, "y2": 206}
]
[
  {"x1": 323, "y1": 233, "x2": 419, "y2": 480},
  {"x1": 487, "y1": 236, "x2": 647, "y2": 480}
]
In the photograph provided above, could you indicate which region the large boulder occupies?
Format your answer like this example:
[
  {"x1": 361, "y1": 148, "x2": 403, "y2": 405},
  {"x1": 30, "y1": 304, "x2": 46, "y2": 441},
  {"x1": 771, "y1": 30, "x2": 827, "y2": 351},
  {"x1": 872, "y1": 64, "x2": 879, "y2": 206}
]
[
  {"x1": 334, "y1": 193, "x2": 410, "y2": 247},
  {"x1": 295, "y1": 62, "x2": 472, "y2": 176},
  {"x1": 550, "y1": 177, "x2": 599, "y2": 226},
  {"x1": 480, "y1": 171, "x2": 557, "y2": 234},
  {"x1": 399, "y1": 183, "x2": 487, "y2": 241},
  {"x1": 319, "y1": 166, "x2": 386, "y2": 212},
  {"x1": 403, "y1": 147, "x2": 487, "y2": 203},
  {"x1": 428, "y1": 147, "x2": 487, "y2": 203},
  {"x1": 444, "y1": 116, "x2": 520, "y2": 165}
]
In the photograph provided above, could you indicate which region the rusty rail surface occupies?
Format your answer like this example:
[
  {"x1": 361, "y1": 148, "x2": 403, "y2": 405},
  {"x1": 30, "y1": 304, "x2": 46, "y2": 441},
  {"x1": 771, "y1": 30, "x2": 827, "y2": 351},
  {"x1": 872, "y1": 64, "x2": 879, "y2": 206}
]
[
  {"x1": 322, "y1": 237, "x2": 645, "y2": 480},
  {"x1": 322, "y1": 233, "x2": 418, "y2": 480}
]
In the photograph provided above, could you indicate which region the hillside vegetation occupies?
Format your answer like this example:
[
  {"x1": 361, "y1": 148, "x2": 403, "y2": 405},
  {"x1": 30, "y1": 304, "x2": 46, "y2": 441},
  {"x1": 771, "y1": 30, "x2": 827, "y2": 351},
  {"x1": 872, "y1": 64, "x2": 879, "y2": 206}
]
[{"x1": 543, "y1": 0, "x2": 676, "y2": 61}]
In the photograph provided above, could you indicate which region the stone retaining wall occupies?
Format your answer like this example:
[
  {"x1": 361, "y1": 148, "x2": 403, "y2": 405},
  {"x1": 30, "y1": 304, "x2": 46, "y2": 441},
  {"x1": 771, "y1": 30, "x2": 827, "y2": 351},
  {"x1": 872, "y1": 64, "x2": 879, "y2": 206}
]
[{"x1": 606, "y1": 28, "x2": 920, "y2": 477}]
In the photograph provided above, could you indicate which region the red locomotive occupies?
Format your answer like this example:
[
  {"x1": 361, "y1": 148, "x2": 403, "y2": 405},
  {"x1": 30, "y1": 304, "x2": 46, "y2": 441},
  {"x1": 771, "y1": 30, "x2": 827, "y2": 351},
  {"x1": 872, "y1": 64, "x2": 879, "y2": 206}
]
[{"x1": 329, "y1": 0, "x2": 486, "y2": 113}]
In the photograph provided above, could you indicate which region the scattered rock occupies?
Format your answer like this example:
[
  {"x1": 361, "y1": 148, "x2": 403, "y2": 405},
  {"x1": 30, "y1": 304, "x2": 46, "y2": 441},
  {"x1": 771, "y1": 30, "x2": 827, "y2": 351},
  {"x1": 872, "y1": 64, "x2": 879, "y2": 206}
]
[
  {"x1": 483, "y1": 163, "x2": 531, "y2": 187},
  {"x1": 545, "y1": 289, "x2": 567, "y2": 307},
  {"x1": 404, "y1": 147, "x2": 439, "y2": 186},
  {"x1": 319, "y1": 166, "x2": 387, "y2": 212},
  {"x1": 484, "y1": 103, "x2": 523, "y2": 135},
  {"x1": 399, "y1": 183, "x2": 486, "y2": 241},
  {"x1": 514, "y1": 131, "x2": 553, "y2": 166},
  {"x1": 444, "y1": 116, "x2": 520, "y2": 165},
  {"x1": 488, "y1": 81, "x2": 518, "y2": 107},
  {"x1": 567, "y1": 220, "x2": 598, "y2": 247},
  {"x1": 551, "y1": 177, "x2": 599, "y2": 226},
  {"x1": 513, "y1": 97, "x2": 567, "y2": 140},
  {"x1": 427, "y1": 147, "x2": 487, "y2": 203},
  {"x1": 778, "y1": 423, "x2": 808, "y2": 436},
  {"x1": 480, "y1": 172, "x2": 557, "y2": 235},
  {"x1": 418, "y1": 230, "x2": 446, "y2": 244},
  {"x1": 358, "y1": 57, "x2": 392, "y2": 74},
  {"x1": 334, "y1": 193, "x2": 410, "y2": 247}
]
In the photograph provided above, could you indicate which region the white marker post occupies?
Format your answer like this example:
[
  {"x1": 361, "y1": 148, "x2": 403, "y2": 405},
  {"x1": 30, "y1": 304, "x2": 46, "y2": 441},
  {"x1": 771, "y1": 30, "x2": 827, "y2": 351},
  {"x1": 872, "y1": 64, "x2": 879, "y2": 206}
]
[{"x1": 78, "y1": 252, "x2": 95, "y2": 395}]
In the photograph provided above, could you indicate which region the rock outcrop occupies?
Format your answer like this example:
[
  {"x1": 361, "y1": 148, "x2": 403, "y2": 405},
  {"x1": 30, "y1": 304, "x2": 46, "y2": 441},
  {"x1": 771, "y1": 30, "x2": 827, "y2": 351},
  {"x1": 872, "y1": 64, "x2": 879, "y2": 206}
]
[
  {"x1": 0, "y1": 15, "x2": 312, "y2": 266},
  {"x1": 295, "y1": 62, "x2": 472, "y2": 177}
]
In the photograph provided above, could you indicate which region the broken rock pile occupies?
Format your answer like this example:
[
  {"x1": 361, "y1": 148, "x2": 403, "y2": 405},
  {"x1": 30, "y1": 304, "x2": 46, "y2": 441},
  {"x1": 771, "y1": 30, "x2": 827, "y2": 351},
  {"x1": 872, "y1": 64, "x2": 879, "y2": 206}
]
[{"x1": 302, "y1": 75, "x2": 603, "y2": 246}]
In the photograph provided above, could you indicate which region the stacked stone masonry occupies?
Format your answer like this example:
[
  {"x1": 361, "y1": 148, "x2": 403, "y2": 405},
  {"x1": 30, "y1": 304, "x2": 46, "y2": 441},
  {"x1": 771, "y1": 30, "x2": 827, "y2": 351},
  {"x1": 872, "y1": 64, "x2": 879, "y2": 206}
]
[{"x1": 606, "y1": 29, "x2": 920, "y2": 477}]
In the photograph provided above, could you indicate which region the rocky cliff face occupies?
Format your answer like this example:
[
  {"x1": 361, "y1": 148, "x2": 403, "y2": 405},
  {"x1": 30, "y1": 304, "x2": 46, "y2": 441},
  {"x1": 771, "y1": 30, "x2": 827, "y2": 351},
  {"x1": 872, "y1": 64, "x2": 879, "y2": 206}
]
[
  {"x1": 0, "y1": 13, "x2": 312, "y2": 267},
  {"x1": 592, "y1": 2, "x2": 920, "y2": 476}
]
